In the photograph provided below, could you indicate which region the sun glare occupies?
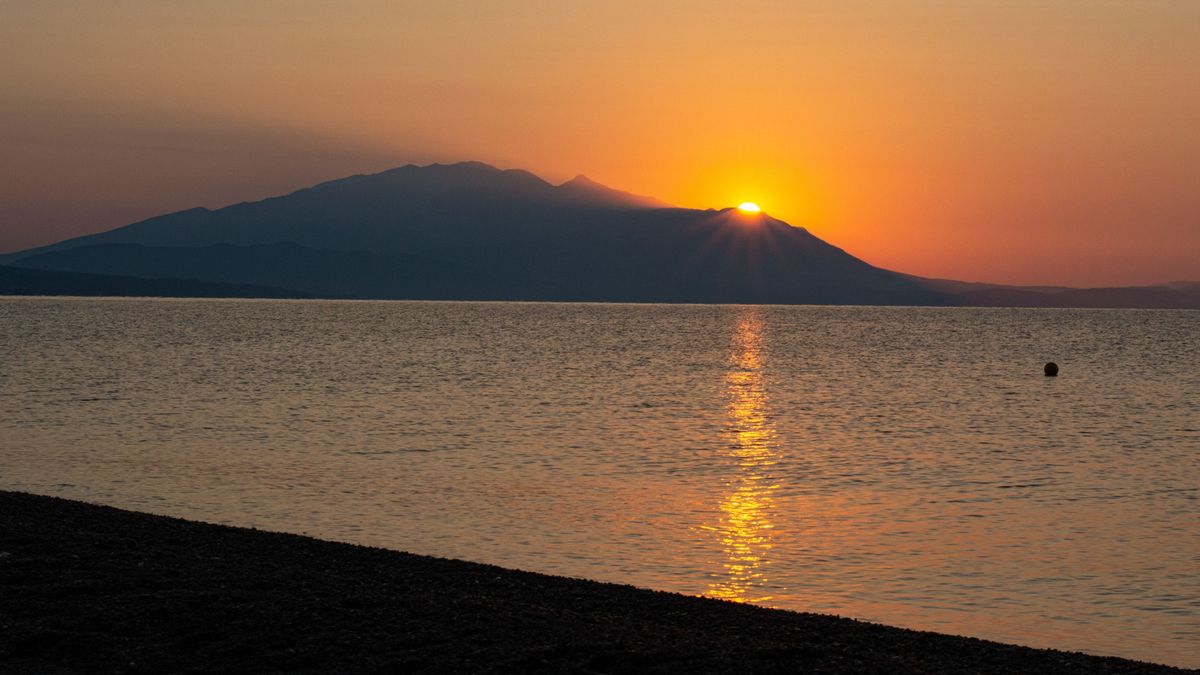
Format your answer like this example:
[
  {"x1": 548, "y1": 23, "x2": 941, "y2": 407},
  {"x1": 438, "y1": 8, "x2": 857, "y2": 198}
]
[{"x1": 737, "y1": 202, "x2": 761, "y2": 213}]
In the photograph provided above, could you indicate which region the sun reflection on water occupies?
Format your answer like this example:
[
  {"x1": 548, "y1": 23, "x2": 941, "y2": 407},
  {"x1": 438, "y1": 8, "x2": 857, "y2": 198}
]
[{"x1": 703, "y1": 309, "x2": 781, "y2": 603}]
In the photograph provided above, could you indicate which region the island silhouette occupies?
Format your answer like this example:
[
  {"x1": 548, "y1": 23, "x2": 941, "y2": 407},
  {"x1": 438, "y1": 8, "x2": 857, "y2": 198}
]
[{"x1": 3, "y1": 162, "x2": 1197, "y2": 307}]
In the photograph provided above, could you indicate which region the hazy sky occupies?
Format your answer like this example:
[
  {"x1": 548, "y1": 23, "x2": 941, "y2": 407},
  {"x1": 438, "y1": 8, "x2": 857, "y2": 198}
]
[{"x1": 2, "y1": 1, "x2": 1197, "y2": 286}]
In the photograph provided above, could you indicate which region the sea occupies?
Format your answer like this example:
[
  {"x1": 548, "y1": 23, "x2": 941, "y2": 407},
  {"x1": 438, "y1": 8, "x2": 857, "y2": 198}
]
[{"x1": 1, "y1": 297, "x2": 1196, "y2": 667}]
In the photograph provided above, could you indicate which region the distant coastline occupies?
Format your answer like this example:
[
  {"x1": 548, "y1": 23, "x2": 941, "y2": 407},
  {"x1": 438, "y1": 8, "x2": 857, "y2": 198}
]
[
  {"x1": 3, "y1": 268, "x2": 1197, "y2": 310},
  {"x1": 0, "y1": 490, "x2": 1188, "y2": 673}
]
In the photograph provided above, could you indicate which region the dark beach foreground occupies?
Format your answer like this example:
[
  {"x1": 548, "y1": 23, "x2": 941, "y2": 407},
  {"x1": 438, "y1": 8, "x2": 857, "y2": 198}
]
[{"x1": 0, "y1": 491, "x2": 1190, "y2": 674}]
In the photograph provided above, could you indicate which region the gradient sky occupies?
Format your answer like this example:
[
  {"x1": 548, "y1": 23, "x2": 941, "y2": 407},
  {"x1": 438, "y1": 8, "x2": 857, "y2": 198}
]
[{"x1": 2, "y1": 1, "x2": 1197, "y2": 286}]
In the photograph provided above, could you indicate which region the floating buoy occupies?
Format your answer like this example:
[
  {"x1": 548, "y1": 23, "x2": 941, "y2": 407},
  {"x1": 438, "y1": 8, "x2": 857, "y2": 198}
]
[{"x1": 1044, "y1": 362, "x2": 1059, "y2": 377}]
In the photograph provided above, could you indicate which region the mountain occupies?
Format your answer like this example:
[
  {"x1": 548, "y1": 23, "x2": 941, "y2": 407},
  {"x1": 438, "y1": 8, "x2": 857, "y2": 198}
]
[
  {"x1": 3, "y1": 161, "x2": 1194, "y2": 307},
  {"x1": 555, "y1": 174, "x2": 671, "y2": 209},
  {"x1": 2, "y1": 162, "x2": 944, "y2": 305},
  {"x1": 0, "y1": 264, "x2": 308, "y2": 299},
  {"x1": 0, "y1": 162, "x2": 672, "y2": 259}
]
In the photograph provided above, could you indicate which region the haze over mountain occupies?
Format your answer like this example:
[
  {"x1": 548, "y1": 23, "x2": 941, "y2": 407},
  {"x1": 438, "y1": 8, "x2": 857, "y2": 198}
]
[{"x1": 3, "y1": 162, "x2": 1196, "y2": 308}]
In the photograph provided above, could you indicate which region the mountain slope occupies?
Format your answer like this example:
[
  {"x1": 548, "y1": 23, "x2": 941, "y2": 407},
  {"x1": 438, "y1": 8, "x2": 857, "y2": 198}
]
[
  {"x1": 5, "y1": 162, "x2": 945, "y2": 304},
  {"x1": 1, "y1": 162, "x2": 670, "y2": 259},
  {"x1": 10, "y1": 212, "x2": 943, "y2": 303},
  {"x1": 556, "y1": 174, "x2": 671, "y2": 209}
]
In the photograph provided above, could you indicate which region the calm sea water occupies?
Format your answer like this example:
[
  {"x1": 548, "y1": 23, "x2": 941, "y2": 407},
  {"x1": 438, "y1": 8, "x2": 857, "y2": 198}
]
[{"x1": 1, "y1": 297, "x2": 1197, "y2": 667}]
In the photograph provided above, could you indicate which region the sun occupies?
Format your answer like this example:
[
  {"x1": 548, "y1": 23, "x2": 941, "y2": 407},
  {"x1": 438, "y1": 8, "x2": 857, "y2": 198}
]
[{"x1": 737, "y1": 202, "x2": 761, "y2": 213}]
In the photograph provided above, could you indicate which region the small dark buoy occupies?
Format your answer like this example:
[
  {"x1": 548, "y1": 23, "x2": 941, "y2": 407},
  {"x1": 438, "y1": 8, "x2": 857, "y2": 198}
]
[{"x1": 1044, "y1": 362, "x2": 1059, "y2": 377}]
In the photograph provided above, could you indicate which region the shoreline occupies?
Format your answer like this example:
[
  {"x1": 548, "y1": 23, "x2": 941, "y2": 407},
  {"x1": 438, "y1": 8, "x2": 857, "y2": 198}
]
[
  {"x1": 4, "y1": 294, "x2": 1200, "y2": 312},
  {"x1": 0, "y1": 490, "x2": 1191, "y2": 673}
]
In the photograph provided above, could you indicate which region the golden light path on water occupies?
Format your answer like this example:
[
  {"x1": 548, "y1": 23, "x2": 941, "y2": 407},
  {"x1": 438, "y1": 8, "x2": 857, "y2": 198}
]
[{"x1": 703, "y1": 309, "x2": 781, "y2": 603}]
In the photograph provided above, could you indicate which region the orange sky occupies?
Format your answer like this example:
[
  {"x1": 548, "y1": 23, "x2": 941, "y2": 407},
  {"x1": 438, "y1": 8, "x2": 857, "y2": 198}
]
[{"x1": 2, "y1": 1, "x2": 1197, "y2": 286}]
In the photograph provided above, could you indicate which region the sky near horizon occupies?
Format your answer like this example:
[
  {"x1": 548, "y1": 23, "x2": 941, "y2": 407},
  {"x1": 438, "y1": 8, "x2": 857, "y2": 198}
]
[{"x1": 2, "y1": 1, "x2": 1197, "y2": 286}]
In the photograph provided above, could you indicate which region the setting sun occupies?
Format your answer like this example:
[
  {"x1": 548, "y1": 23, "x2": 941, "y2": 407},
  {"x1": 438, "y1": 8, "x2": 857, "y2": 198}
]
[{"x1": 737, "y1": 202, "x2": 761, "y2": 213}]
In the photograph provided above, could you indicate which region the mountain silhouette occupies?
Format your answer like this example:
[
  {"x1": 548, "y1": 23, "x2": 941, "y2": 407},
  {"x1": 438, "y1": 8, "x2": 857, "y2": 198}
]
[
  {"x1": 2, "y1": 162, "x2": 672, "y2": 257},
  {"x1": 2, "y1": 162, "x2": 945, "y2": 304},
  {"x1": 555, "y1": 174, "x2": 671, "y2": 209},
  {"x1": 3, "y1": 162, "x2": 1195, "y2": 307}
]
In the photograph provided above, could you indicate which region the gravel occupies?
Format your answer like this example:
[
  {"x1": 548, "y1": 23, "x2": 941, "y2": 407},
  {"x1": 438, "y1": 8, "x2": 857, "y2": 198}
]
[{"x1": 0, "y1": 490, "x2": 1191, "y2": 674}]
